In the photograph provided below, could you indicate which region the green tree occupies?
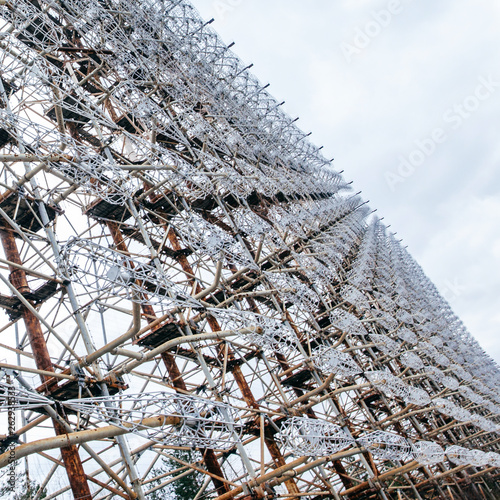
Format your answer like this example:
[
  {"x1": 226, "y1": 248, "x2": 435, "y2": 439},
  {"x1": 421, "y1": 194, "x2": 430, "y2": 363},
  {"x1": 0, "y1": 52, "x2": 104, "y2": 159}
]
[
  {"x1": 0, "y1": 470, "x2": 47, "y2": 500},
  {"x1": 147, "y1": 450, "x2": 209, "y2": 500}
]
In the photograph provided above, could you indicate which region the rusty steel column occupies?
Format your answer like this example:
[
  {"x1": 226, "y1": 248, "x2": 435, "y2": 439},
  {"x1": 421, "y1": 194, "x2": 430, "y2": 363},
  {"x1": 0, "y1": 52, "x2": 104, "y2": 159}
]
[{"x1": 0, "y1": 229, "x2": 93, "y2": 500}]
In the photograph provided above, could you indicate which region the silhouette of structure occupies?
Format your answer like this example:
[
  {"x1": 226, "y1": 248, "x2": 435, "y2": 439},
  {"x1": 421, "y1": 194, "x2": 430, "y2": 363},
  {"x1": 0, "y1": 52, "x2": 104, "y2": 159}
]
[{"x1": 0, "y1": 1, "x2": 499, "y2": 499}]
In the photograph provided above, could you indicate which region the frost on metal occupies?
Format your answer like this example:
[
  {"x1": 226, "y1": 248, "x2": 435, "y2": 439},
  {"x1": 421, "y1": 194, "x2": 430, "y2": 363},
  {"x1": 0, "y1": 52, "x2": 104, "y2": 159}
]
[{"x1": 0, "y1": 0, "x2": 498, "y2": 499}]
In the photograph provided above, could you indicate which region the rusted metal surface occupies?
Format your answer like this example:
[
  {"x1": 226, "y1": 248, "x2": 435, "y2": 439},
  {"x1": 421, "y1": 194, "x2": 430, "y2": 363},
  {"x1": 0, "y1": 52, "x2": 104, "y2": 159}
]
[{"x1": 0, "y1": 229, "x2": 93, "y2": 500}]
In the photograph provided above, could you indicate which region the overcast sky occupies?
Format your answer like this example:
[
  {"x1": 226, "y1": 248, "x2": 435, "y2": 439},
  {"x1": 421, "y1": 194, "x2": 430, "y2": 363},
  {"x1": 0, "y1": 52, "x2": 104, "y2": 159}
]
[{"x1": 191, "y1": 0, "x2": 500, "y2": 363}]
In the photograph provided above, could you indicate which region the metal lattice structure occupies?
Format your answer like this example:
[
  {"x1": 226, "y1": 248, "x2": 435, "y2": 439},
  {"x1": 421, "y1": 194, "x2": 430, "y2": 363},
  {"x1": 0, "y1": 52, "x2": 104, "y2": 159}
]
[{"x1": 0, "y1": 1, "x2": 499, "y2": 499}]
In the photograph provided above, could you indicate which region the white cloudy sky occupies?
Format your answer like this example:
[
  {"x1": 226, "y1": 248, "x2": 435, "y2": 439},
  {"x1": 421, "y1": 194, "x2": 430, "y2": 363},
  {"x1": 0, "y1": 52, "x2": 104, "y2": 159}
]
[{"x1": 191, "y1": 0, "x2": 500, "y2": 363}]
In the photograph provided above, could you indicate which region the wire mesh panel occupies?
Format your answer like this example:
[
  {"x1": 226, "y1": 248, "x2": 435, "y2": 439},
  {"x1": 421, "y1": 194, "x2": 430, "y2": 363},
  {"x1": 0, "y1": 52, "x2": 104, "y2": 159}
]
[
  {"x1": 65, "y1": 393, "x2": 243, "y2": 450},
  {"x1": 446, "y1": 446, "x2": 478, "y2": 466},
  {"x1": 411, "y1": 441, "x2": 445, "y2": 465},
  {"x1": 311, "y1": 346, "x2": 363, "y2": 378},
  {"x1": 277, "y1": 416, "x2": 355, "y2": 456},
  {"x1": 0, "y1": 378, "x2": 53, "y2": 410},
  {"x1": 358, "y1": 431, "x2": 413, "y2": 461},
  {"x1": 60, "y1": 237, "x2": 201, "y2": 308}
]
